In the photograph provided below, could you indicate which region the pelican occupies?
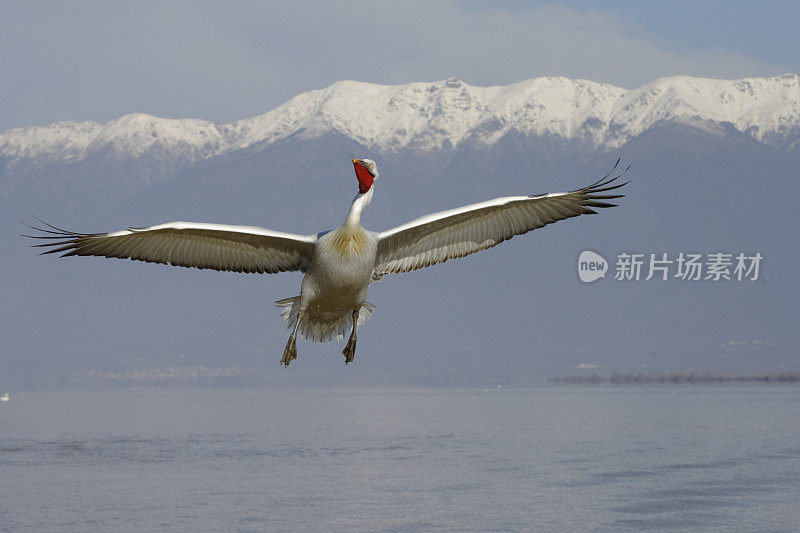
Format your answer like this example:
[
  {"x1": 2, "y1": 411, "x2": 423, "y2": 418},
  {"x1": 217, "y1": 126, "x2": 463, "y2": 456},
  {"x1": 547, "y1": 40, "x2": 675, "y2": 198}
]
[{"x1": 26, "y1": 158, "x2": 628, "y2": 366}]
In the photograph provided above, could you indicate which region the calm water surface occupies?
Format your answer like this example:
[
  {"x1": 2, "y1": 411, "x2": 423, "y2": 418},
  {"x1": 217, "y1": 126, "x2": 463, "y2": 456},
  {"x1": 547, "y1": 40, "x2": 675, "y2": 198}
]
[{"x1": 1, "y1": 387, "x2": 799, "y2": 531}]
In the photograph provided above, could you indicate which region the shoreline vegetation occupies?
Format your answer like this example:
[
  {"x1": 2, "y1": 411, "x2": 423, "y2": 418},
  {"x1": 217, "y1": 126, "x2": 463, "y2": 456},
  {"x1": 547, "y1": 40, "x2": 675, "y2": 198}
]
[{"x1": 547, "y1": 371, "x2": 800, "y2": 385}]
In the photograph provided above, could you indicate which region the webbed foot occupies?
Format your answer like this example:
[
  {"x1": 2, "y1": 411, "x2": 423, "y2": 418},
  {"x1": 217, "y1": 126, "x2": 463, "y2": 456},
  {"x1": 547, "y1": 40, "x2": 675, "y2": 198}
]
[
  {"x1": 281, "y1": 335, "x2": 297, "y2": 367},
  {"x1": 342, "y1": 336, "x2": 357, "y2": 365}
]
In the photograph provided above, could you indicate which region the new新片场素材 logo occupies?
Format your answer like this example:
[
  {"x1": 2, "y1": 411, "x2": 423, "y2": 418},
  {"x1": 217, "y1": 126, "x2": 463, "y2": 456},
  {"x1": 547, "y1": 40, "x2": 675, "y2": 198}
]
[{"x1": 578, "y1": 251, "x2": 763, "y2": 283}]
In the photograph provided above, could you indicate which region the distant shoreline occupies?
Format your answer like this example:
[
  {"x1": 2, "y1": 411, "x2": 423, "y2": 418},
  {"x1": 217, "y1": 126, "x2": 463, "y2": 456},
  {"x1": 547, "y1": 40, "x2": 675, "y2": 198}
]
[{"x1": 547, "y1": 371, "x2": 800, "y2": 385}]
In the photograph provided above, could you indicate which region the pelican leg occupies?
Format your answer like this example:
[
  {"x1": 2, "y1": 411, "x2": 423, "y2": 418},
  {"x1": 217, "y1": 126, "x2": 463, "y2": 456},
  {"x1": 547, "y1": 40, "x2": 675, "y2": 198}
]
[
  {"x1": 342, "y1": 308, "x2": 359, "y2": 365},
  {"x1": 281, "y1": 310, "x2": 304, "y2": 367}
]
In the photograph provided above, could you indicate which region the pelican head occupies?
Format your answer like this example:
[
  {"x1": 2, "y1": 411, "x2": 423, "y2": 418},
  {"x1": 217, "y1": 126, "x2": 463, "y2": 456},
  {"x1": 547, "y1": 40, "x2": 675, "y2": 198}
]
[{"x1": 352, "y1": 158, "x2": 379, "y2": 194}]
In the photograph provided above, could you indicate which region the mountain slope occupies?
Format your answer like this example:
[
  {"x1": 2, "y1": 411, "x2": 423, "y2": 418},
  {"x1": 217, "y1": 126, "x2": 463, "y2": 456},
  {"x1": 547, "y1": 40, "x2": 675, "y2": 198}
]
[{"x1": 2, "y1": 74, "x2": 799, "y2": 164}]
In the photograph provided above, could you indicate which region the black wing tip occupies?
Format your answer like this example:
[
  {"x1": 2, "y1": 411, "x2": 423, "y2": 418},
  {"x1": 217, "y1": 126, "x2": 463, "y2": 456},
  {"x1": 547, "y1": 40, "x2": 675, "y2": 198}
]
[
  {"x1": 580, "y1": 159, "x2": 630, "y2": 194},
  {"x1": 570, "y1": 159, "x2": 630, "y2": 210},
  {"x1": 584, "y1": 200, "x2": 618, "y2": 208},
  {"x1": 22, "y1": 217, "x2": 91, "y2": 257},
  {"x1": 30, "y1": 215, "x2": 70, "y2": 233},
  {"x1": 22, "y1": 217, "x2": 100, "y2": 238}
]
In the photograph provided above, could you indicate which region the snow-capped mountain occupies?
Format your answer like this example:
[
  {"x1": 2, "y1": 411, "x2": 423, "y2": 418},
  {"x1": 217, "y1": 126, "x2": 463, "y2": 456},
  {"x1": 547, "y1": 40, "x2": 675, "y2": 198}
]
[
  {"x1": 2, "y1": 74, "x2": 799, "y2": 164},
  {"x1": 0, "y1": 114, "x2": 226, "y2": 162}
]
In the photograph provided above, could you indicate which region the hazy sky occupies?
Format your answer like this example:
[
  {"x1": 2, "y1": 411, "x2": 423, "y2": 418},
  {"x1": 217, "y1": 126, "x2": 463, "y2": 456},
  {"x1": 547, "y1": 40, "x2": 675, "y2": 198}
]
[{"x1": 1, "y1": 1, "x2": 798, "y2": 132}]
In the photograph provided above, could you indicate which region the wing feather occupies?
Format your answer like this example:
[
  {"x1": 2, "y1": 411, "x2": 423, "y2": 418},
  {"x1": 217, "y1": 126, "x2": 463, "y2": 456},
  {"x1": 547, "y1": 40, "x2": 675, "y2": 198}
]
[
  {"x1": 373, "y1": 160, "x2": 629, "y2": 279},
  {"x1": 25, "y1": 220, "x2": 316, "y2": 274}
]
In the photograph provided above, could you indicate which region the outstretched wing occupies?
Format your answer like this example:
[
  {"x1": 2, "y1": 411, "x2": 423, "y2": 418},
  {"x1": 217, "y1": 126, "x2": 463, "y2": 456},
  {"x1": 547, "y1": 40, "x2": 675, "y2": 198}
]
[
  {"x1": 25, "y1": 220, "x2": 317, "y2": 274},
  {"x1": 373, "y1": 160, "x2": 629, "y2": 279}
]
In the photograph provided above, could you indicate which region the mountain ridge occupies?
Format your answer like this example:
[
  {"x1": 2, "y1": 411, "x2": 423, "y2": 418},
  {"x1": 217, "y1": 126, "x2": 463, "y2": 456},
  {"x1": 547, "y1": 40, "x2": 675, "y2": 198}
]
[{"x1": 2, "y1": 74, "x2": 799, "y2": 164}]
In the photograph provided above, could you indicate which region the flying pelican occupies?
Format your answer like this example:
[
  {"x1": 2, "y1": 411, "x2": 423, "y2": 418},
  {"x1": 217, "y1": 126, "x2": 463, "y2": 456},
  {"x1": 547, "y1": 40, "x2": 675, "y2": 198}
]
[{"x1": 26, "y1": 158, "x2": 628, "y2": 366}]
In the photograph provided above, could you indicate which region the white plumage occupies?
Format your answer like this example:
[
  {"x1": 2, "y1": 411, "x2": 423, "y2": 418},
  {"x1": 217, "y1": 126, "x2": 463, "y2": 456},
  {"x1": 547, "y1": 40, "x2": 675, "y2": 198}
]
[{"x1": 27, "y1": 158, "x2": 628, "y2": 366}]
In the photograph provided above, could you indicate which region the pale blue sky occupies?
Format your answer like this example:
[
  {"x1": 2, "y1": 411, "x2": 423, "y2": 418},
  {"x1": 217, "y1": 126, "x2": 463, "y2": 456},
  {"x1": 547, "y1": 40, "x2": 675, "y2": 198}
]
[{"x1": 1, "y1": 1, "x2": 797, "y2": 131}]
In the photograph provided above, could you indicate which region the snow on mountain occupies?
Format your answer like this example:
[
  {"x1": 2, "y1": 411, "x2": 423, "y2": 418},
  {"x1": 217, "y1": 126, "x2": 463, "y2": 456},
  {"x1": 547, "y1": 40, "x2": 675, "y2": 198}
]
[
  {"x1": 226, "y1": 76, "x2": 628, "y2": 151},
  {"x1": 84, "y1": 114, "x2": 227, "y2": 159},
  {"x1": 0, "y1": 114, "x2": 226, "y2": 163},
  {"x1": 2, "y1": 74, "x2": 799, "y2": 163},
  {"x1": 609, "y1": 74, "x2": 800, "y2": 146}
]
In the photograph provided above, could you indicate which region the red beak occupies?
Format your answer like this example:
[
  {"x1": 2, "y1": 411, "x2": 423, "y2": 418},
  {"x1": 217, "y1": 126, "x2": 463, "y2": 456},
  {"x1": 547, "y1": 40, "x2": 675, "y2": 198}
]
[{"x1": 353, "y1": 159, "x2": 374, "y2": 194}]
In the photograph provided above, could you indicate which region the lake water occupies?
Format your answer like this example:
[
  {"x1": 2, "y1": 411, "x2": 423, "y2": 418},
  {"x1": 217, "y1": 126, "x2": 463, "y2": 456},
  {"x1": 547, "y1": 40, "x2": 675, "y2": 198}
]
[{"x1": 1, "y1": 387, "x2": 799, "y2": 531}]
